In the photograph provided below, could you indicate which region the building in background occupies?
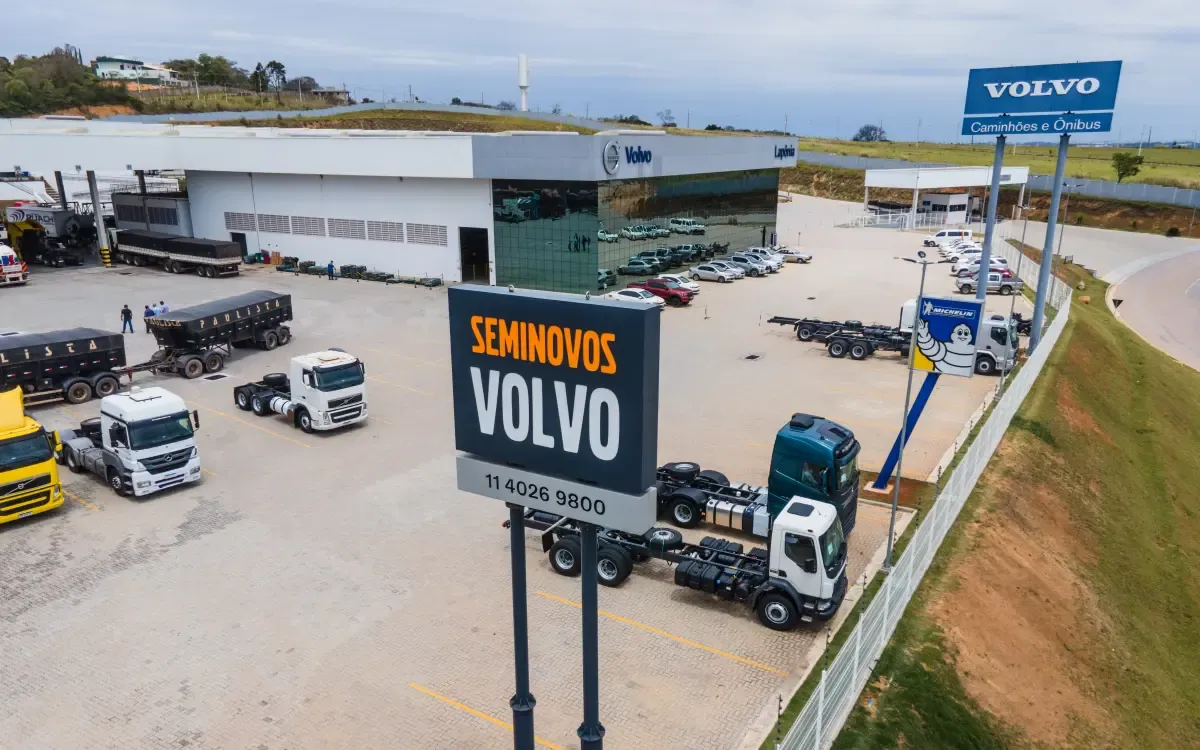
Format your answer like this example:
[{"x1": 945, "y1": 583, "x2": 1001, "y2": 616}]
[{"x1": 91, "y1": 57, "x2": 181, "y2": 86}]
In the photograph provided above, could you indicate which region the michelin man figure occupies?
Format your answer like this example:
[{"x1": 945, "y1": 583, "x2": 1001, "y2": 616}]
[{"x1": 916, "y1": 315, "x2": 976, "y2": 377}]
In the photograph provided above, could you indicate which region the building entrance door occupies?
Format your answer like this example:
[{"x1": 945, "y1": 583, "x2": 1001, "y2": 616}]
[
  {"x1": 230, "y1": 232, "x2": 248, "y2": 256},
  {"x1": 459, "y1": 227, "x2": 489, "y2": 283}
]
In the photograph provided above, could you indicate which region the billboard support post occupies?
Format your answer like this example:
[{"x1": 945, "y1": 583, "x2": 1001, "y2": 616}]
[
  {"x1": 1031, "y1": 133, "x2": 1070, "y2": 351},
  {"x1": 507, "y1": 503, "x2": 536, "y2": 750},
  {"x1": 976, "y1": 135, "x2": 1006, "y2": 300},
  {"x1": 577, "y1": 523, "x2": 605, "y2": 749}
]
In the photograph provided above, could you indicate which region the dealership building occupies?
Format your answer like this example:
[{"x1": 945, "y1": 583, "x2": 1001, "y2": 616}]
[{"x1": 1, "y1": 119, "x2": 798, "y2": 292}]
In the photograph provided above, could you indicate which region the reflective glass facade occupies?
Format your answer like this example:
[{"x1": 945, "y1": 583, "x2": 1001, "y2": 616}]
[{"x1": 492, "y1": 169, "x2": 779, "y2": 293}]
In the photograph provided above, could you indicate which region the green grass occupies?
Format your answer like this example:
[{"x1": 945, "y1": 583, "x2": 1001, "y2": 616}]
[
  {"x1": 136, "y1": 91, "x2": 329, "y2": 114},
  {"x1": 798, "y1": 137, "x2": 1200, "y2": 189},
  {"x1": 213, "y1": 107, "x2": 595, "y2": 134}
]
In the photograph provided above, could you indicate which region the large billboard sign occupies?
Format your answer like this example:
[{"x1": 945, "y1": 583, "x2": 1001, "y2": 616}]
[
  {"x1": 961, "y1": 61, "x2": 1121, "y2": 136},
  {"x1": 449, "y1": 285, "x2": 660, "y2": 497},
  {"x1": 912, "y1": 296, "x2": 985, "y2": 378}
]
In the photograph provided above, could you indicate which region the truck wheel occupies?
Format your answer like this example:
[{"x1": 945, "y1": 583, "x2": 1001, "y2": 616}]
[
  {"x1": 163, "y1": 260, "x2": 174, "y2": 273},
  {"x1": 263, "y1": 331, "x2": 279, "y2": 350},
  {"x1": 107, "y1": 469, "x2": 127, "y2": 497},
  {"x1": 662, "y1": 461, "x2": 700, "y2": 482},
  {"x1": 66, "y1": 449, "x2": 84, "y2": 474},
  {"x1": 181, "y1": 357, "x2": 204, "y2": 379},
  {"x1": 644, "y1": 527, "x2": 684, "y2": 553},
  {"x1": 1000, "y1": 285, "x2": 1013, "y2": 295},
  {"x1": 796, "y1": 325, "x2": 814, "y2": 341},
  {"x1": 596, "y1": 545, "x2": 633, "y2": 587},
  {"x1": 669, "y1": 496, "x2": 701, "y2": 528},
  {"x1": 975, "y1": 356, "x2": 995, "y2": 375},
  {"x1": 960, "y1": 284, "x2": 973, "y2": 294},
  {"x1": 827, "y1": 339, "x2": 848, "y2": 358},
  {"x1": 204, "y1": 352, "x2": 224, "y2": 373},
  {"x1": 276, "y1": 326, "x2": 291, "y2": 345},
  {"x1": 251, "y1": 395, "x2": 270, "y2": 417},
  {"x1": 749, "y1": 268, "x2": 759, "y2": 277},
  {"x1": 697, "y1": 469, "x2": 729, "y2": 486},
  {"x1": 849, "y1": 342, "x2": 869, "y2": 360},
  {"x1": 234, "y1": 387, "x2": 252, "y2": 411},
  {"x1": 667, "y1": 296, "x2": 683, "y2": 307},
  {"x1": 296, "y1": 409, "x2": 314, "y2": 433},
  {"x1": 64, "y1": 379, "x2": 93, "y2": 404},
  {"x1": 92, "y1": 374, "x2": 120, "y2": 398},
  {"x1": 262, "y1": 373, "x2": 289, "y2": 388},
  {"x1": 756, "y1": 593, "x2": 800, "y2": 631},
  {"x1": 549, "y1": 537, "x2": 582, "y2": 577}
]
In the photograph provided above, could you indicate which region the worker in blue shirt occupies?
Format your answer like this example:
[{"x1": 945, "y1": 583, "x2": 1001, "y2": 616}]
[{"x1": 327, "y1": 260, "x2": 335, "y2": 280}]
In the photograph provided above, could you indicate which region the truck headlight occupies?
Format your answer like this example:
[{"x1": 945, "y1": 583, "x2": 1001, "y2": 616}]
[
  {"x1": 136, "y1": 481, "x2": 151, "y2": 488},
  {"x1": 190, "y1": 467, "x2": 201, "y2": 475},
  {"x1": 189, "y1": 447, "x2": 198, "y2": 459}
]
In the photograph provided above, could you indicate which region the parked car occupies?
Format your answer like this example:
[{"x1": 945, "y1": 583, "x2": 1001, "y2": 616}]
[
  {"x1": 656, "y1": 273, "x2": 701, "y2": 294},
  {"x1": 772, "y1": 246, "x2": 812, "y2": 263},
  {"x1": 743, "y1": 248, "x2": 784, "y2": 271},
  {"x1": 597, "y1": 268, "x2": 617, "y2": 289},
  {"x1": 957, "y1": 265, "x2": 1013, "y2": 279},
  {"x1": 621, "y1": 226, "x2": 648, "y2": 240},
  {"x1": 722, "y1": 254, "x2": 770, "y2": 277},
  {"x1": 953, "y1": 256, "x2": 1009, "y2": 275},
  {"x1": 689, "y1": 263, "x2": 736, "y2": 283},
  {"x1": 638, "y1": 248, "x2": 679, "y2": 269},
  {"x1": 671, "y1": 244, "x2": 704, "y2": 262},
  {"x1": 603, "y1": 288, "x2": 665, "y2": 307},
  {"x1": 669, "y1": 217, "x2": 707, "y2": 235},
  {"x1": 943, "y1": 247, "x2": 983, "y2": 262},
  {"x1": 957, "y1": 271, "x2": 1023, "y2": 296},
  {"x1": 708, "y1": 259, "x2": 745, "y2": 279},
  {"x1": 628, "y1": 253, "x2": 664, "y2": 272},
  {"x1": 925, "y1": 229, "x2": 973, "y2": 247},
  {"x1": 597, "y1": 229, "x2": 619, "y2": 243},
  {"x1": 627, "y1": 278, "x2": 694, "y2": 307},
  {"x1": 618, "y1": 258, "x2": 657, "y2": 275},
  {"x1": 646, "y1": 224, "x2": 671, "y2": 239}
]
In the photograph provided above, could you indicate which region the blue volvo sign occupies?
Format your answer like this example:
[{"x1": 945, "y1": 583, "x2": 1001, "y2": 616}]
[
  {"x1": 962, "y1": 112, "x2": 1114, "y2": 137},
  {"x1": 964, "y1": 61, "x2": 1122, "y2": 116}
]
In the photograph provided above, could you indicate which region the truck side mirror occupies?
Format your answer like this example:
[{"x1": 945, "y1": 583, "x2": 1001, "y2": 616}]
[
  {"x1": 191, "y1": 410, "x2": 200, "y2": 429},
  {"x1": 802, "y1": 556, "x2": 818, "y2": 574},
  {"x1": 108, "y1": 425, "x2": 124, "y2": 448}
]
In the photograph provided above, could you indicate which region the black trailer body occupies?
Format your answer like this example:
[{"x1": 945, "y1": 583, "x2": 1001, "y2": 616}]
[
  {"x1": 0, "y1": 328, "x2": 125, "y2": 405},
  {"x1": 768, "y1": 315, "x2": 910, "y2": 361},
  {"x1": 126, "y1": 291, "x2": 293, "y2": 380},
  {"x1": 111, "y1": 229, "x2": 242, "y2": 278}
]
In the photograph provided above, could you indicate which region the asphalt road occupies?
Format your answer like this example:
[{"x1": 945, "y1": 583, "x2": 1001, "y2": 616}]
[{"x1": 1110, "y1": 249, "x2": 1200, "y2": 371}]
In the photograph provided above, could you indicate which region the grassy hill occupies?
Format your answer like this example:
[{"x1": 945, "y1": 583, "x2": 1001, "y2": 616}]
[
  {"x1": 211, "y1": 108, "x2": 595, "y2": 134},
  {"x1": 830, "y1": 271, "x2": 1200, "y2": 749},
  {"x1": 798, "y1": 137, "x2": 1200, "y2": 189}
]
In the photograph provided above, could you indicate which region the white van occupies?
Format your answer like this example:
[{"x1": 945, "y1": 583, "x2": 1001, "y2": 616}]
[{"x1": 923, "y1": 229, "x2": 973, "y2": 247}]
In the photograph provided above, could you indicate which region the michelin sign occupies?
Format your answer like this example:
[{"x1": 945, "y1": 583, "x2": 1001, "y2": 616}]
[{"x1": 912, "y1": 296, "x2": 984, "y2": 378}]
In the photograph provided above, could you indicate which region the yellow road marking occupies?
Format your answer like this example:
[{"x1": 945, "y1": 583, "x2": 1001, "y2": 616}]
[
  {"x1": 362, "y1": 347, "x2": 447, "y2": 368},
  {"x1": 372, "y1": 416, "x2": 394, "y2": 425},
  {"x1": 63, "y1": 489, "x2": 100, "y2": 512},
  {"x1": 194, "y1": 405, "x2": 312, "y2": 449},
  {"x1": 202, "y1": 468, "x2": 218, "y2": 478},
  {"x1": 61, "y1": 405, "x2": 82, "y2": 419},
  {"x1": 534, "y1": 591, "x2": 787, "y2": 676},
  {"x1": 408, "y1": 683, "x2": 564, "y2": 750},
  {"x1": 367, "y1": 375, "x2": 433, "y2": 396}
]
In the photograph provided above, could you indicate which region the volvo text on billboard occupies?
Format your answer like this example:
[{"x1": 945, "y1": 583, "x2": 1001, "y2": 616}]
[
  {"x1": 963, "y1": 61, "x2": 1122, "y2": 116},
  {"x1": 449, "y1": 285, "x2": 660, "y2": 495}
]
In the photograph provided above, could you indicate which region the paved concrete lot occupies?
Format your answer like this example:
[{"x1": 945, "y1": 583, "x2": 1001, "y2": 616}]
[{"x1": 2, "y1": 233, "x2": 970, "y2": 749}]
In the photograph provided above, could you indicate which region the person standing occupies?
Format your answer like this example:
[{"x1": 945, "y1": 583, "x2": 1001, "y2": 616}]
[
  {"x1": 327, "y1": 260, "x2": 335, "y2": 280},
  {"x1": 158, "y1": 300, "x2": 169, "y2": 314},
  {"x1": 143, "y1": 304, "x2": 155, "y2": 333},
  {"x1": 151, "y1": 301, "x2": 163, "y2": 315},
  {"x1": 120, "y1": 304, "x2": 134, "y2": 334}
]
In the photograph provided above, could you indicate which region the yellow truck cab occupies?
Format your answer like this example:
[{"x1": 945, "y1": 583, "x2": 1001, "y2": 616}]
[{"x1": 0, "y1": 388, "x2": 64, "y2": 524}]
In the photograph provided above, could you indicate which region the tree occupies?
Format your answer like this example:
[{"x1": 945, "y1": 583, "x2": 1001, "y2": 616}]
[
  {"x1": 656, "y1": 108, "x2": 676, "y2": 127},
  {"x1": 0, "y1": 48, "x2": 133, "y2": 117},
  {"x1": 265, "y1": 61, "x2": 287, "y2": 95},
  {"x1": 1112, "y1": 151, "x2": 1144, "y2": 183},
  {"x1": 550, "y1": 103, "x2": 562, "y2": 115},
  {"x1": 451, "y1": 96, "x2": 462, "y2": 105},
  {"x1": 248, "y1": 63, "x2": 268, "y2": 94},
  {"x1": 496, "y1": 100, "x2": 516, "y2": 110},
  {"x1": 852, "y1": 124, "x2": 887, "y2": 142},
  {"x1": 284, "y1": 76, "x2": 319, "y2": 93}
]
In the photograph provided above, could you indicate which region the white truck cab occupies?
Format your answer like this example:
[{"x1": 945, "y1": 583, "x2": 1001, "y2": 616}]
[
  {"x1": 289, "y1": 351, "x2": 368, "y2": 430},
  {"x1": 62, "y1": 386, "x2": 202, "y2": 497},
  {"x1": 1, "y1": 242, "x2": 28, "y2": 287},
  {"x1": 764, "y1": 498, "x2": 848, "y2": 625}
]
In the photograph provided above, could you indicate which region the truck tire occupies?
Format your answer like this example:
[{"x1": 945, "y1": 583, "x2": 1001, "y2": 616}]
[
  {"x1": 644, "y1": 527, "x2": 684, "y2": 554},
  {"x1": 662, "y1": 461, "x2": 700, "y2": 482},
  {"x1": 262, "y1": 373, "x2": 289, "y2": 388},
  {"x1": 1000, "y1": 285, "x2": 1013, "y2": 296},
  {"x1": 668, "y1": 494, "x2": 702, "y2": 528},
  {"x1": 65, "y1": 448, "x2": 84, "y2": 474},
  {"x1": 975, "y1": 356, "x2": 996, "y2": 375},
  {"x1": 234, "y1": 387, "x2": 252, "y2": 411},
  {"x1": 849, "y1": 342, "x2": 869, "y2": 360},
  {"x1": 91, "y1": 373, "x2": 120, "y2": 398},
  {"x1": 596, "y1": 545, "x2": 633, "y2": 587},
  {"x1": 204, "y1": 352, "x2": 224, "y2": 373},
  {"x1": 251, "y1": 395, "x2": 270, "y2": 417},
  {"x1": 107, "y1": 468, "x2": 127, "y2": 497},
  {"x1": 756, "y1": 592, "x2": 800, "y2": 631},
  {"x1": 667, "y1": 296, "x2": 683, "y2": 307},
  {"x1": 64, "y1": 378, "x2": 93, "y2": 404},
  {"x1": 276, "y1": 326, "x2": 291, "y2": 345},
  {"x1": 295, "y1": 408, "x2": 314, "y2": 433},
  {"x1": 697, "y1": 469, "x2": 729, "y2": 486},
  {"x1": 262, "y1": 331, "x2": 279, "y2": 350},
  {"x1": 960, "y1": 283, "x2": 973, "y2": 294},
  {"x1": 548, "y1": 537, "x2": 582, "y2": 577},
  {"x1": 181, "y1": 356, "x2": 205, "y2": 379},
  {"x1": 827, "y1": 339, "x2": 848, "y2": 358},
  {"x1": 796, "y1": 325, "x2": 814, "y2": 341}
]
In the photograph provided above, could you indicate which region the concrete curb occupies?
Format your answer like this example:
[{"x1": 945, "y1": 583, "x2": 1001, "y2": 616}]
[{"x1": 1102, "y1": 248, "x2": 1200, "y2": 371}]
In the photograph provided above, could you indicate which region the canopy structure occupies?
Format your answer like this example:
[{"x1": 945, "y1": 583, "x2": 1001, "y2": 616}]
[{"x1": 863, "y1": 166, "x2": 1031, "y2": 226}]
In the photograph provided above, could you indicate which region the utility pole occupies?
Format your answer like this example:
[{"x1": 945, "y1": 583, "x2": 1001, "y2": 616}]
[{"x1": 915, "y1": 117, "x2": 921, "y2": 145}]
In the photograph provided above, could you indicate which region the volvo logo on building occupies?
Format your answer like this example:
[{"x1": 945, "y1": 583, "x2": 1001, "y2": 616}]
[
  {"x1": 602, "y1": 141, "x2": 621, "y2": 175},
  {"x1": 775, "y1": 144, "x2": 796, "y2": 159},
  {"x1": 624, "y1": 146, "x2": 652, "y2": 165}
]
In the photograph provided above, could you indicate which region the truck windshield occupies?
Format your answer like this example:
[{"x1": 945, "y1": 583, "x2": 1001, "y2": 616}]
[
  {"x1": 315, "y1": 362, "x2": 365, "y2": 391},
  {"x1": 0, "y1": 430, "x2": 53, "y2": 472},
  {"x1": 819, "y1": 519, "x2": 847, "y2": 577},
  {"x1": 128, "y1": 413, "x2": 194, "y2": 450},
  {"x1": 835, "y1": 455, "x2": 858, "y2": 491}
]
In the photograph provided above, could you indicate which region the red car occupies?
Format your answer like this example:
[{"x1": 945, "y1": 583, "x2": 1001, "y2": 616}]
[{"x1": 627, "y1": 278, "x2": 693, "y2": 307}]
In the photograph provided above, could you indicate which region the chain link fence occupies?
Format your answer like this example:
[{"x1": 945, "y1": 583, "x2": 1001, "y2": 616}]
[{"x1": 779, "y1": 291, "x2": 1072, "y2": 750}]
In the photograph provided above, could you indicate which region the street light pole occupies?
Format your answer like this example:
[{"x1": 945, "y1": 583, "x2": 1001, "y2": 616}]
[
  {"x1": 1056, "y1": 183, "x2": 1083, "y2": 258},
  {"x1": 1000, "y1": 204, "x2": 1032, "y2": 397}
]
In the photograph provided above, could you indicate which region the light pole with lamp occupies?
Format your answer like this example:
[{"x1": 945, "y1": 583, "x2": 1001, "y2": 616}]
[
  {"x1": 1000, "y1": 202, "x2": 1033, "y2": 397},
  {"x1": 1056, "y1": 182, "x2": 1084, "y2": 258}
]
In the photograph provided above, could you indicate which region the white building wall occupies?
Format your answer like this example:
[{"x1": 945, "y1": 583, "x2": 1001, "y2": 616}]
[{"x1": 185, "y1": 171, "x2": 494, "y2": 282}]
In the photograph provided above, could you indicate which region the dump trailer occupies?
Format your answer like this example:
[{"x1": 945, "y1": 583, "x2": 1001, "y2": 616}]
[
  {"x1": 0, "y1": 387, "x2": 65, "y2": 525},
  {"x1": 233, "y1": 350, "x2": 368, "y2": 433},
  {"x1": 0, "y1": 329, "x2": 125, "y2": 406},
  {"x1": 110, "y1": 229, "x2": 242, "y2": 278},
  {"x1": 509, "y1": 496, "x2": 849, "y2": 631},
  {"x1": 122, "y1": 290, "x2": 293, "y2": 380}
]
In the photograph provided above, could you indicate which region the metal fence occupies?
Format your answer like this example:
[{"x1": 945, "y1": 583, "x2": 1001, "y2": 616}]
[{"x1": 779, "y1": 290, "x2": 1072, "y2": 750}]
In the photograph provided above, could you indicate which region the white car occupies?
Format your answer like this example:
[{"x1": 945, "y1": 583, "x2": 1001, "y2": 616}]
[
  {"x1": 771, "y1": 246, "x2": 812, "y2": 263},
  {"x1": 708, "y1": 260, "x2": 745, "y2": 279},
  {"x1": 656, "y1": 273, "x2": 701, "y2": 293},
  {"x1": 646, "y1": 224, "x2": 671, "y2": 239},
  {"x1": 620, "y1": 226, "x2": 647, "y2": 240},
  {"x1": 926, "y1": 229, "x2": 974, "y2": 247},
  {"x1": 597, "y1": 229, "x2": 619, "y2": 243},
  {"x1": 954, "y1": 257, "x2": 1010, "y2": 275},
  {"x1": 743, "y1": 248, "x2": 783, "y2": 272},
  {"x1": 603, "y1": 288, "x2": 665, "y2": 307},
  {"x1": 689, "y1": 263, "x2": 736, "y2": 283},
  {"x1": 943, "y1": 246, "x2": 983, "y2": 262},
  {"x1": 669, "y1": 217, "x2": 706, "y2": 235}
]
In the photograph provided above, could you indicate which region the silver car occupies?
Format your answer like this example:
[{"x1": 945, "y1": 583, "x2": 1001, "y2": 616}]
[
  {"x1": 707, "y1": 259, "x2": 745, "y2": 279},
  {"x1": 957, "y1": 271, "x2": 1023, "y2": 296},
  {"x1": 689, "y1": 263, "x2": 736, "y2": 283},
  {"x1": 743, "y1": 248, "x2": 784, "y2": 271},
  {"x1": 723, "y1": 254, "x2": 770, "y2": 277}
]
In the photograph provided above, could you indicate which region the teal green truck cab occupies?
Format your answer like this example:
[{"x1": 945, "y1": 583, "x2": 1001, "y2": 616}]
[{"x1": 767, "y1": 413, "x2": 860, "y2": 533}]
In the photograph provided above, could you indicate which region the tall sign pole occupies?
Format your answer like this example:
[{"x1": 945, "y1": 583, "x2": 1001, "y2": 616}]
[
  {"x1": 975, "y1": 135, "x2": 1006, "y2": 300},
  {"x1": 1030, "y1": 136, "x2": 1070, "y2": 350},
  {"x1": 507, "y1": 503, "x2": 536, "y2": 750}
]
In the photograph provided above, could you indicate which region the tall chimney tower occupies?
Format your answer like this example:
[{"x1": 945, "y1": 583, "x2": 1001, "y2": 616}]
[{"x1": 518, "y1": 54, "x2": 530, "y2": 112}]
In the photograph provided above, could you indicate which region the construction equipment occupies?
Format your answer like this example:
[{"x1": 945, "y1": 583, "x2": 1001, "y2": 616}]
[{"x1": 3, "y1": 205, "x2": 95, "y2": 267}]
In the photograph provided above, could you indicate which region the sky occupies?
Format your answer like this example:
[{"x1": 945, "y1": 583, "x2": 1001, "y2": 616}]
[{"x1": 12, "y1": 0, "x2": 1200, "y2": 143}]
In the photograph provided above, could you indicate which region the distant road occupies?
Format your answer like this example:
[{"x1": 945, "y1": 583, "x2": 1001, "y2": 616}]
[{"x1": 1109, "y1": 249, "x2": 1200, "y2": 371}]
